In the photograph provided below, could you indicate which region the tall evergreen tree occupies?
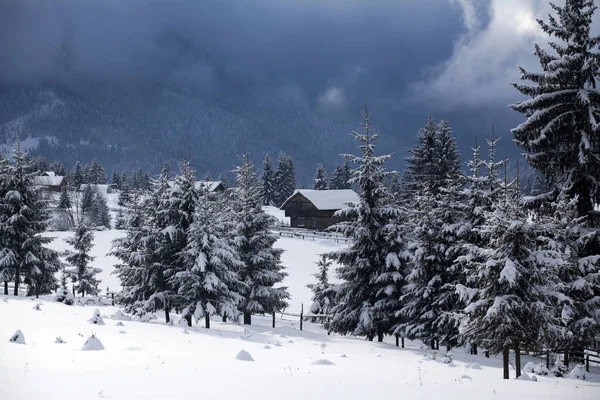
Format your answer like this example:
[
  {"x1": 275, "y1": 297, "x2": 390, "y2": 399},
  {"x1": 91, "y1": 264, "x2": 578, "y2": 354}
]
[
  {"x1": 313, "y1": 163, "x2": 329, "y2": 190},
  {"x1": 64, "y1": 223, "x2": 101, "y2": 297},
  {"x1": 398, "y1": 118, "x2": 467, "y2": 349},
  {"x1": 261, "y1": 154, "x2": 276, "y2": 205},
  {"x1": 0, "y1": 141, "x2": 60, "y2": 296},
  {"x1": 175, "y1": 190, "x2": 244, "y2": 328},
  {"x1": 231, "y1": 154, "x2": 289, "y2": 325},
  {"x1": 218, "y1": 172, "x2": 229, "y2": 190},
  {"x1": 111, "y1": 169, "x2": 122, "y2": 189},
  {"x1": 273, "y1": 153, "x2": 296, "y2": 206},
  {"x1": 327, "y1": 107, "x2": 405, "y2": 342},
  {"x1": 89, "y1": 189, "x2": 111, "y2": 229},
  {"x1": 331, "y1": 161, "x2": 353, "y2": 190},
  {"x1": 71, "y1": 161, "x2": 85, "y2": 188},
  {"x1": 510, "y1": 0, "x2": 600, "y2": 217}
]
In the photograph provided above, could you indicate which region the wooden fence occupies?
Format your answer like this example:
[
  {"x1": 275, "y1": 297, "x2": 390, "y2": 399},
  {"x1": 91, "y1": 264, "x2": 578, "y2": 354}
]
[{"x1": 271, "y1": 227, "x2": 349, "y2": 244}]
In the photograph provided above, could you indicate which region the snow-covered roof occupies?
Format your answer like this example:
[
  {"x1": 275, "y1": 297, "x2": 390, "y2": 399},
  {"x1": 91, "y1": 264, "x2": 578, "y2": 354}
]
[
  {"x1": 33, "y1": 176, "x2": 66, "y2": 186},
  {"x1": 41, "y1": 171, "x2": 56, "y2": 177},
  {"x1": 281, "y1": 189, "x2": 359, "y2": 210}
]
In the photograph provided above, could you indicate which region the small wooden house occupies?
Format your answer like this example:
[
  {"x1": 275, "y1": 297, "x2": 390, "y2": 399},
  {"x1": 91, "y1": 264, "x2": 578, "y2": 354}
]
[
  {"x1": 195, "y1": 180, "x2": 226, "y2": 193},
  {"x1": 33, "y1": 172, "x2": 68, "y2": 192},
  {"x1": 280, "y1": 189, "x2": 359, "y2": 231}
]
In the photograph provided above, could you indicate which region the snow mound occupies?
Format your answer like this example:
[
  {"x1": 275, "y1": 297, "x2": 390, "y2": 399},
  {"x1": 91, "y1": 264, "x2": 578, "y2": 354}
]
[
  {"x1": 32, "y1": 303, "x2": 42, "y2": 311},
  {"x1": 89, "y1": 309, "x2": 105, "y2": 325},
  {"x1": 264, "y1": 345, "x2": 272, "y2": 349},
  {"x1": 447, "y1": 362, "x2": 457, "y2": 367},
  {"x1": 567, "y1": 365, "x2": 587, "y2": 380},
  {"x1": 311, "y1": 359, "x2": 336, "y2": 366},
  {"x1": 235, "y1": 350, "x2": 255, "y2": 362},
  {"x1": 287, "y1": 340, "x2": 294, "y2": 344},
  {"x1": 119, "y1": 330, "x2": 126, "y2": 334},
  {"x1": 116, "y1": 321, "x2": 125, "y2": 327},
  {"x1": 183, "y1": 328, "x2": 190, "y2": 335},
  {"x1": 55, "y1": 336, "x2": 66, "y2": 344},
  {"x1": 516, "y1": 373, "x2": 536, "y2": 382},
  {"x1": 534, "y1": 363, "x2": 549, "y2": 375},
  {"x1": 136, "y1": 313, "x2": 157, "y2": 323},
  {"x1": 274, "y1": 342, "x2": 282, "y2": 347},
  {"x1": 524, "y1": 362, "x2": 537, "y2": 373},
  {"x1": 340, "y1": 354, "x2": 347, "y2": 358},
  {"x1": 468, "y1": 363, "x2": 482, "y2": 370},
  {"x1": 177, "y1": 317, "x2": 189, "y2": 326},
  {"x1": 112, "y1": 310, "x2": 131, "y2": 321},
  {"x1": 82, "y1": 334, "x2": 104, "y2": 351},
  {"x1": 9, "y1": 329, "x2": 25, "y2": 344}
]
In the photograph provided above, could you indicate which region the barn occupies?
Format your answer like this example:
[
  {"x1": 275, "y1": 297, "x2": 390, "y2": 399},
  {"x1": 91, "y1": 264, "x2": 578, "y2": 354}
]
[{"x1": 280, "y1": 189, "x2": 359, "y2": 231}]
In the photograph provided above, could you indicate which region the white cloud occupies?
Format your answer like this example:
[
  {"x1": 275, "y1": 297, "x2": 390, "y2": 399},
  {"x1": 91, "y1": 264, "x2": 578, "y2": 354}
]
[
  {"x1": 413, "y1": 0, "x2": 562, "y2": 109},
  {"x1": 318, "y1": 86, "x2": 346, "y2": 109}
]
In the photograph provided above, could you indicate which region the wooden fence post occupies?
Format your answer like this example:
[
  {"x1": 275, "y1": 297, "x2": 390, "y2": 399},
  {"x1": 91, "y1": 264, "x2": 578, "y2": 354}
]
[
  {"x1": 395, "y1": 335, "x2": 399, "y2": 347},
  {"x1": 272, "y1": 312, "x2": 276, "y2": 328},
  {"x1": 402, "y1": 337, "x2": 405, "y2": 348},
  {"x1": 546, "y1": 351, "x2": 550, "y2": 370},
  {"x1": 586, "y1": 354, "x2": 590, "y2": 373},
  {"x1": 111, "y1": 292, "x2": 115, "y2": 306},
  {"x1": 300, "y1": 303, "x2": 303, "y2": 331}
]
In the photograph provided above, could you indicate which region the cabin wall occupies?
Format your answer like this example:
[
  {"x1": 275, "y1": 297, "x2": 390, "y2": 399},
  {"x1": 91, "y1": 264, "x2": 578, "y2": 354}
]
[{"x1": 281, "y1": 195, "x2": 342, "y2": 231}]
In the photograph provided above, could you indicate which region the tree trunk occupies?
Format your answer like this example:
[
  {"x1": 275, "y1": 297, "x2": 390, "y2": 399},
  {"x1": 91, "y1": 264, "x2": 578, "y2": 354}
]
[
  {"x1": 185, "y1": 314, "x2": 192, "y2": 327},
  {"x1": 3, "y1": 281, "x2": 7, "y2": 295},
  {"x1": 515, "y1": 347, "x2": 521, "y2": 378},
  {"x1": 436, "y1": 339, "x2": 439, "y2": 350},
  {"x1": 377, "y1": 331, "x2": 384, "y2": 343},
  {"x1": 164, "y1": 307, "x2": 170, "y2": 324},
  {"x1": 243, "y1": 312, "x2": 251, "y2": 325},
  {"x1": 205, "y1": 314, "x2": 210, "y2": 329},
  {"x1": 395, "y1": 335, "x2": 399, "y2": 347},
  {"x1": 431, "y1": 338, "x2": 436, "y2": 350},
  {"x1": 13, "y1": 272, "x2": 19, "y2": 296},
  {"x1": 503, "y1": 347, "x2": 510, "y2": 380},
  {"x1": 222, "y1": 313, "x2": 227, "y2": 323},
  {"x1": 401, "y1": 337, "x2": 405, "y2": 348},
  {"x1": 472, "y1": 343, "x2": 478, "y2": 355},
  {"x1": 367, "y1": 335, "x2": 374, "y2": 342},
  {"x1": 564, "y1": 350, "x2": 569, "y2": 367}
]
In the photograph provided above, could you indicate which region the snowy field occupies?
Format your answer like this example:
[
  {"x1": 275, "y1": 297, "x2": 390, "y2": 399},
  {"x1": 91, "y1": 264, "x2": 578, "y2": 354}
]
[
  {"x1": 43, "y1": 228, "x2": 343, "y2": 313},
  {"x1": 1, "y1": 296, "x2": 599, "y2": 400}
]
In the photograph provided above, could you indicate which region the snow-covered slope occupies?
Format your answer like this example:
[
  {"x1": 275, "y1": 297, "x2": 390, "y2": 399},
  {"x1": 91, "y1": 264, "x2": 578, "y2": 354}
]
[{"x1": 1, "y1": 297, "x2": 597, "y2": 400}]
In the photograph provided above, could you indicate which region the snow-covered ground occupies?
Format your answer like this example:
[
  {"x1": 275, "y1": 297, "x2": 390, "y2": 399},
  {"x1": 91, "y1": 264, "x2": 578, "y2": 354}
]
[
  {"x1": 44, "y1": 229, "x2": 343, "y2": 312},
  {"x1": 1, "y1": 296, "x2": 598, "y2": 400}
]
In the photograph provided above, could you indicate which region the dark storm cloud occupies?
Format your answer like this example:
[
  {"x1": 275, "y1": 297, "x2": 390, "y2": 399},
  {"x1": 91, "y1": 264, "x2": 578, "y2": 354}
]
[{"x1": 0, "y1": 0, "x2": 462, "y2": 101}]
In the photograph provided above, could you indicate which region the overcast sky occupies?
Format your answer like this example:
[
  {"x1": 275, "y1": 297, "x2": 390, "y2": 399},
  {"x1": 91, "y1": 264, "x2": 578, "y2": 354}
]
[{"x1": 0, "y1": 0, "x2": 588, "y2": 162}]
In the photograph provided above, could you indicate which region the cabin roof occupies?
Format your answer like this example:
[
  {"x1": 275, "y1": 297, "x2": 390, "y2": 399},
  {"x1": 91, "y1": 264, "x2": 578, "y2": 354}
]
[
  {"x1": 33, "y1": 176, "x2": 66, "y2": 186},
  {"x1": 281, "y1": 189, "x2": 359, "y2": 211}
]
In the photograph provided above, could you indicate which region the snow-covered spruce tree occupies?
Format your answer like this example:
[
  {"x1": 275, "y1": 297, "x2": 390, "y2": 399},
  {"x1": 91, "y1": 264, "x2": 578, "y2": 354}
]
[
  {"x1": 306, "y1": 255, "x2": 338, "y2": 326},
  {"x1": 111, "y1": 169, "x2": 121, "y2": 189},
  {"x1": 0, "y1": 142, "x2": 61, "y2": 296},
  {"x1": 71, "y1": 161, "x2": 85, "y2": 187},
  {"x1": 89, "y1": 189, "x2": 111, "y2": 229},
  {"x1": 175, "y1": 189, "x2": 244, "y2": 329},
  {"x1": 80, "y1": 184, "x2": 95, "y2": 214},
  {"x1": 397, "y1": 118, "x2": 467, "y2": 350},
  {"x1": 0, "y1": 152, "x2": 11, "y2": 295},
  {"x1": 331, "y1": 161, "x2": 353, "y2": 190},
  {"x1": 261, "y1": 154, "x2": 276, "y2": 206},
  {"x1": 273, "y1": 153, "x2": 296, "y2": 207},
  {"x1": 231, "y1": 153, "x2": 289, "y2": 325},
  {"x1": 462, "y1": 192, "x2": 559, "y2": 379},
  {"x1": 114, "y1": 209, "x2": 126, "y2": 230},
  {"x1": 85, "y1": 160, "x2": 107, "y2": 185},
  {"x1": 218, "y1": 172, "x2": 229, "y2": 190},
  {"x1": 111, "y1": 193, "x2": 156, "y2": 315},
  {"x1": 313, "y1": 164, "x2": 329, "y2": 190},
  {"x1": 327, "y1": 107, "x2": 406, "y2": 342},
  {"x1": 64, "y1": 223, "x2": 102, "y2": 297},
  {"x1": 543, "y1": 189, "x2": 600, "y2": 354},
  {"x1": 139, "y1": 162, "x2": 182, "y2": 324},
  {"x1": 510, "y1": 0, "x2": 600, "y2": 217}
]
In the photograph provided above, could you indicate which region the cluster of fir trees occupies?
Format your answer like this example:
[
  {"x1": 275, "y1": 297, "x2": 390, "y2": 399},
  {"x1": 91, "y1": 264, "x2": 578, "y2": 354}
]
[
  {"x1": 0, "y1": 143, "x2": 62, "y2": 296},
  {"x1": 308, "y1": 104, "x2": 599, "y2": 380},
  {"x1": 312, "y1": 161, "x2": 353, "y2": 191},
  {"x1": 260, "y1": 153, "x2": 296, "y2": 206},
  {"x1": 111, "y1": 157, "x2": 289, "y2": 327}
]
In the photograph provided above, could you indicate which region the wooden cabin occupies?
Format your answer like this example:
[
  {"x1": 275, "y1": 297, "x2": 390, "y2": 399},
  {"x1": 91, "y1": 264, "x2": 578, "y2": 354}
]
[
  {"x1": 33, "y1": 172, "x2": 68, "y2": 192},
  {"x1": 280, "y1": 189, "x2": 359, "y2": 231}
]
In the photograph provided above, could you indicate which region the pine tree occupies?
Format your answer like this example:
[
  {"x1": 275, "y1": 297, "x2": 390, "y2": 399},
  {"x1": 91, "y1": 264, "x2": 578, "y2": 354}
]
[
  {"x1": 159, "y1": 160, "x2": 199, "y2": 324},
  {"x1": 111, "y1": 169, "x2": 122, "y2": 189},
  {"x1": 261, "y1": 154, "x2": 276, "y2": 205},
  {"x1": 327, "y1": 107, "x2": 406, "y2": 342},
  {"x1": 0, "y1": 152, "x2": 11, "y2": 294},
  {"x1": 64, "y1": 223, "x2": 101, "y2": 297},
  {"x1": 218, "y1": 172, "x2": 229, "y2": 190},
  {"x1": 462, "y1": 192, "x2": 559, "y2": 379},
  {"x1": 50, "y1": 161, "x2": 66, "y2": 176},
  {"x1": 231, "y1": 154, "x2": 289, "y2": 325},
  {"x1": 175, "y1": 189, "x2": 244, "y2": 328},
  {"x1": 273, "y1": 153, "x2": 296, "y2": 206},
  {"x1": 329, "y1": 164, "x2": 344, "y2": 189},
  {"x1": 71, "y1": 161, "x2": 85, "y2": 188},
  {"x1": 0, "y1": 141, "x2": 61, "y2": 296},
  {"x1": 114, "y1": 209, "x2": 127, "y2": 230},
  {"x1": 58, "y1": 186, "x2": 72, "y2": 210},
  {"x1": 81, "y1": 184, "x2": 95, "y2": 214},
  {"x1": 510, "y1": 0, "x2": 600, "y2": 217},
  {"x1": 56, "y1": 186, "x2": 74, "y2": 230},
  {"x1": 330, "y1": 161, "x2": 353, "y2": 190},
  {"x1": 306, "y1": 255, "x2": 338, "y2": 325},
  {"x1": 89, "y1": 190, "x2": 111, "y2": 229},
  {"x1": 313, "y1": 163, "x2": 329, "y2": 190},
  {"x1": 203, "y1": 171, "x2": 212, "y2": 181},
  {"x1": 398, "y1": 118, "x2": 467, "y2": 350},
  {"x1": 544, "y1": 189, "x2": 600, "y2": 352}
]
